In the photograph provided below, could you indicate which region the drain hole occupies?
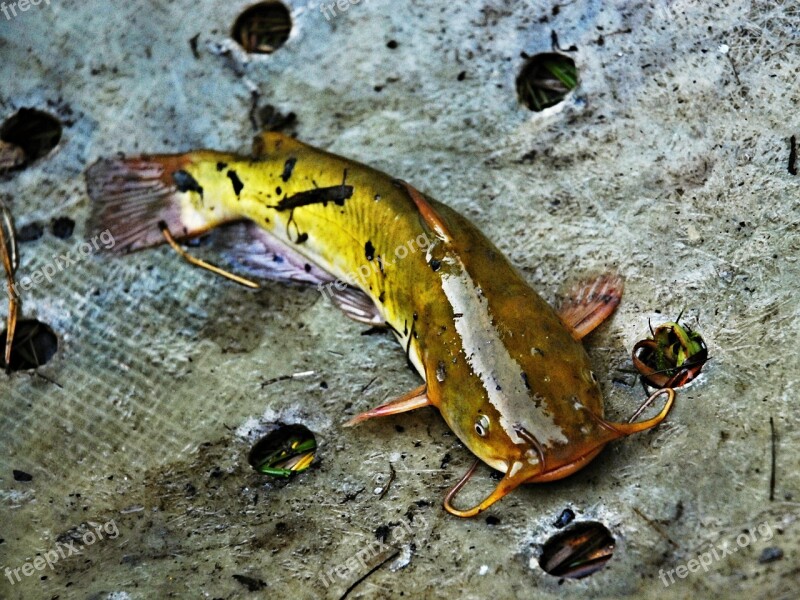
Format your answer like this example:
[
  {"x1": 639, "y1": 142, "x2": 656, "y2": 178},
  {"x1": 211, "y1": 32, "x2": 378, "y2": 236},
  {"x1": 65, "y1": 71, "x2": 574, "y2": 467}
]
[
  {"x1": 233, "y1": 2, "x2": 292, "y2": 54},
  {"x1": 0, "y1": 319, "x2": 58, "y2": 371},
  {"x1": 539, "y1": 521, "x2": 615, "y2": 579},
  {"x1": 248, "y1": 423, "x2": 316, "y2": 477},
  {"x1": 516, "y1": 53, "x2": 578, "y2": 112},
  {"x1": 0, "y1": 109, "x2": 62, "y2": 169}
]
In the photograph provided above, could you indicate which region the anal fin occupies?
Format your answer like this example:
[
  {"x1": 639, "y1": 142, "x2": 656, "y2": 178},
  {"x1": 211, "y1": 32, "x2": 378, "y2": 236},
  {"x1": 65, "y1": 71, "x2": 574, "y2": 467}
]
[
  {"x1": 211, "y1": 221, "x2": 335, "y2": 286},
  {"x1": 344, "y1": 384, "x2": 430, "y2": 426},
  {"x1": 212, "y1": 222, "x2": 384, "y2": 325},
  {"x1": 557, "y1": 274, "x2": 624, "y2": 340}
]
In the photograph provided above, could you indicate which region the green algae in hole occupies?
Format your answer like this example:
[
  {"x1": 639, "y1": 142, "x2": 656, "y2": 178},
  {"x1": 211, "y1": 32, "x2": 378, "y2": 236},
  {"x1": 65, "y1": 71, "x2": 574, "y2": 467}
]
[
  {"x1": 248, "y1": 424, "x2": 316, "y2": 478},
  {"x1": 0, "y1": 109, "x2": 62, "y2": 169},
  {"x1": 233, "y1": 2, "x2": 292, "y2": 54},
  {"x1": 539, "y1": 521, "x2": 615, "y2": 579},
  {"x1": 0, "y1": 319, "x2": 58, "y2": 372},
  {"x1": 516, "y1": 53, "x2": 578, "y2": 112}
]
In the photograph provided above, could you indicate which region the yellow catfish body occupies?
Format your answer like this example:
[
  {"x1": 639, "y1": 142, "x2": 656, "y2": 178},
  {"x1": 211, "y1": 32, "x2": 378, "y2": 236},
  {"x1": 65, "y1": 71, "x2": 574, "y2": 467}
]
[{"x1": 87, "y1": 132, "x2": 674, "y2": 516}]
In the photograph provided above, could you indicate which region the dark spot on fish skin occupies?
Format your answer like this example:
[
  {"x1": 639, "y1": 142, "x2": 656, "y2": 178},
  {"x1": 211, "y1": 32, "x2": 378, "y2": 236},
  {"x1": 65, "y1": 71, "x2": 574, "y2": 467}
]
[
  {"x1": 227, "y1": 170, "x2": 244, "y2": 196},
  {"x1": 173, "y1": 170, "x2": 203, "y2": 197},
  {"x1": 521, "y1": 372, "x2": 531, "y2": 390},
  {"x1": 365, "y1": 241, "x2": 375, "y2": 261},
  {"x1": 403, "y1": 321, "x2": 408, "y2": 336},
  {"x1": 377, "y1": 291, "x2": 385, "y2": 303},
  {"x1": 216, "y1": 162, "x2": 228, "y2": 172},
  {"x1": 274, "y1": 184, "x2": 354, "y2": 211},
  {"x1": 296, "y1": 233, "x2": 309, "y2": 244},
  {"x1": 281, "y1": 157, "x2": 297, "y2": 182},
  {"x1": 436, "y1": 361, "x2": 446, "y2": 383},
  {"x1": 304, "y1": 263, "x2": 311, "y2": 272},
  {"x1": 272, "y1": 254, "x2": 284, "y2": 263},
  {"x1": 276, "y1": 186, "x2": 282, "y2": 196},
  {"x1": 377, "y1": 256, "x2": 385, "y2": 273},
  {"x1": 374, "y1": 194, "x2": 381, "y2": 201},
  {"x1": 429, "y1": 258, "x2": 441, "y2": 271},
  {"x1": 413, "y1": 312, "x2": 418, "y2": 321}
]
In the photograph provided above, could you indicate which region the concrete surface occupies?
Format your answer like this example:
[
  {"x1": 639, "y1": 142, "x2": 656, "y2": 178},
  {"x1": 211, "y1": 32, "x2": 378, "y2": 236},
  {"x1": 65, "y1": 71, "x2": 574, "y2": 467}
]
[{"x1": 1, "y1": 0, "x2": 798, "y2": 598}]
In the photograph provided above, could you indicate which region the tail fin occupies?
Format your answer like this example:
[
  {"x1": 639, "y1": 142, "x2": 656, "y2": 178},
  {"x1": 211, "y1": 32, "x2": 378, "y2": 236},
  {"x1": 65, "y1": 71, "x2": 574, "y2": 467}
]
[{"x1": 85, "y1": 154, "x2": 210, "y2": 253}]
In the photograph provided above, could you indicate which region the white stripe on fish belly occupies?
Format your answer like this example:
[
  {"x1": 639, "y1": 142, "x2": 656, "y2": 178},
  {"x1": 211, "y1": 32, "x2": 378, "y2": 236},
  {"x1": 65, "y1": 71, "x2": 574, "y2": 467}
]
[{"x1": 439, "y1": 256, "x2": 568, "y2": 448}]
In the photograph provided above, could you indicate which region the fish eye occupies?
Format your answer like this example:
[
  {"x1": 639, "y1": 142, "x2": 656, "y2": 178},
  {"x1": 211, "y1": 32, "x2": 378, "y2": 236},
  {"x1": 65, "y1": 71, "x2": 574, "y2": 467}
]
[{"x1": 475, "y1": 415, "x2": 490, "y2": 437}]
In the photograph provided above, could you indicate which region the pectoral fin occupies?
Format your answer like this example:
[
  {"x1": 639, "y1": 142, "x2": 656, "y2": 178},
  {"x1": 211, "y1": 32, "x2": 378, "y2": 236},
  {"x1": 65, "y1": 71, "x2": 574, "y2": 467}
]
[
  {"x1": 344, "y1": 384, "x2": 430, "y2": 426},
  {"x1": 557, "y1": 274, "x2": 624, "y2": 340},
  {"x1": 394, "y1": 180, "x2": 453, "y2": 243}
]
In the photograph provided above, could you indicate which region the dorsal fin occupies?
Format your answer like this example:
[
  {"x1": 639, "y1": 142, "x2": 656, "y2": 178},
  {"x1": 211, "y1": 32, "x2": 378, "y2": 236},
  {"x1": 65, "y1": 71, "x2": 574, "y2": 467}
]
[
  {"x1": 394, "y1": 180, "x2": 453, "y2": 243},
  {"x1": 252, "y1": 131, "x2": 309, "y2": 157}
]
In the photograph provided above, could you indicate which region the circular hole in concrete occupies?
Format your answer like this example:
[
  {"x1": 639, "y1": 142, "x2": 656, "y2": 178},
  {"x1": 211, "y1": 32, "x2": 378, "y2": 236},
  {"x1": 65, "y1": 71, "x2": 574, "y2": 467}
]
[
  {"x1": 516, "y1": 53, "x2": 578, "y2": 112},
  {"x1": 539, "y1": 521, "x2": 615, "y2": 579},
  {"x1": 248, "y1": 423, "x2": 316, "y2": 477},
  {"x1": 0, "y1": 108, "x2": 62, "y2": 169},
  {"x1": 233, "y1": 2, "x2": 292, "y2": 54},
  {"x1": 0, "y1": 319, "x2": 58, "y2": 371}
]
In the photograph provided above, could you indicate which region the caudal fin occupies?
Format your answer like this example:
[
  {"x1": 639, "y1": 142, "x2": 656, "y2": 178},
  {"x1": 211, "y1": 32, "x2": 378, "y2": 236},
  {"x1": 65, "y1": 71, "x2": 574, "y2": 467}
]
[{"x1": 85, "y1": 154, "x2": 208, "y2": 253}]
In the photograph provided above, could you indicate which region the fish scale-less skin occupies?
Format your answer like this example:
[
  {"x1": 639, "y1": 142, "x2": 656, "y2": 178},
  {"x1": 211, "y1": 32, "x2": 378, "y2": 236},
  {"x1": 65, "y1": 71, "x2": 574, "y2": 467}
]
[
  {"x1": 416, "y1": 200, "x2": 608, "y2": 473},
  {"x1": 178, "y1": 135, "x2": 435, "y2": 372},
  {"x1": 175, "y1": 135, "x2": 608, "y2": 474},
  {"x1": 88, "y1": 132, "x2": 670, "y2": 515}
]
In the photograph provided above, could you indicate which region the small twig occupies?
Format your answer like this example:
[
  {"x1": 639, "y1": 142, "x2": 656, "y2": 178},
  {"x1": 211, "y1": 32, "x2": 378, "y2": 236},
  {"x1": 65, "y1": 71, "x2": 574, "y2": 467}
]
[
  {"x1": 377, "y1": 464, "x2": 396, "y2": 501},
  {"x1": 0, "y1": 199, "x2": 19, "y2": 372},
  {"x1": 338, "y1": 549, "x2": 400, "y2": 600},
  {"x1": 360, "y1": 376, "x2": 377, "y2": 394},
  {"x1": 788, "y1": 135, "x2": 797, "y2": 176},
  {"x1": 260, "y1": 370, "x2": 315, "y2": 388},
  {"x1": 632, "y1": 507, "x2": 679, "y2": 549},
  {"x1": 726, "y1": 54, "x2": 741, "y2": 86},
  {"x1": 769, "y1": 416, "x2": 777, "y2": 502}
]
